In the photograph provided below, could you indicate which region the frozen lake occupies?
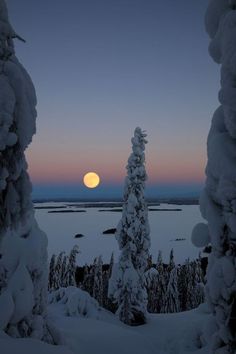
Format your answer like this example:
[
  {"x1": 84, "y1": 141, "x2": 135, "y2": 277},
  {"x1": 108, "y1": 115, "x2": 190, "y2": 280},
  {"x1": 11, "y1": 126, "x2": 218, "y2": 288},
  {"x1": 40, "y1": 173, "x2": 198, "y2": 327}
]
[{"x1": 34, "y1": 202, "x2": 204, "y2": 265}]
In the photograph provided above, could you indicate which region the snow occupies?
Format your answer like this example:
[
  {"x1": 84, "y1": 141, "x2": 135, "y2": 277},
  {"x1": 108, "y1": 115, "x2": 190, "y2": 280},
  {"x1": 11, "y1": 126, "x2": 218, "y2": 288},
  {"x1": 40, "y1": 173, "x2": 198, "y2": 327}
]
[
  {"x1": 0, "y1": 0, "x2": 48, "y2": 339},
  {"x1": 0, "y1": 296, "x2": 213, "y2": 354},
  {"x1": 191, "y1": 223, "x2": 210, "y2": 248},
  {"x1": 7, "y1": 262, "x2": 34, "y2": 324},
  {"x1": 48, "y1": 287, "x2": 100, "y2": 319},
  {"x1": 194, "y1": 0, "x2": 236, "y2": 351},
  {"x1": 46, "y1": 301, "x2": 211, "y2": 354},
  {"x1": 0, "y1": 290, "x2": 14, "y2": 330},
  {"x1": 0, "y1": 331, "x2": 73, "y2": 354}
]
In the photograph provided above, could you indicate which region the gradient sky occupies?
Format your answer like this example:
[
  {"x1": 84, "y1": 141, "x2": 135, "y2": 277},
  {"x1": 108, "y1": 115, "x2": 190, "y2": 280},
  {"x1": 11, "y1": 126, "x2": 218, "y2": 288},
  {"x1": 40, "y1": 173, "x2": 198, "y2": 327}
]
[{"x1": 7, "y1": 0, "x2": 219, "y2": 199}]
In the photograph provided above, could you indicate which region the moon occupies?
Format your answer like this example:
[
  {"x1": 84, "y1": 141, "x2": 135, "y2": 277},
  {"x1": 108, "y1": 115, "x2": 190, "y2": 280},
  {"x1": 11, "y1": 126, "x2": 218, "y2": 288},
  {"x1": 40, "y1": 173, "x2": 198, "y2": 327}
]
[{"x1": 83, "y1": 172, "x2": 100, "y2": 189}]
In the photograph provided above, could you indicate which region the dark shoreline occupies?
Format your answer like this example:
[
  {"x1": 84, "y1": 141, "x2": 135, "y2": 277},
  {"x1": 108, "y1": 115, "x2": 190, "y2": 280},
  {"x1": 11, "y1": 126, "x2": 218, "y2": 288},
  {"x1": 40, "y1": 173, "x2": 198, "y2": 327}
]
[{"x1": 33, "y1": 197, "x2": 199, "y2": 207}]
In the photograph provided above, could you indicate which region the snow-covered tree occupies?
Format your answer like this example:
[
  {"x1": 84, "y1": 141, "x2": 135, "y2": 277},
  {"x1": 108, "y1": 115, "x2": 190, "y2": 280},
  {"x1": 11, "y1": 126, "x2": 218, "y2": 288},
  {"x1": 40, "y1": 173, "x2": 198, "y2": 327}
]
[
  {"x1": 61, "y1": 254, "x2": 69, "y2": 288},
  {"x1": 48, "y1": 254, "x2": 56, "y2": 291},
  {"x1": 67, "y1": 245, "x2": 79, "y2": 286},
  {"x1": 191, "y1": 258, "x2": 205, "y2": 309},
  {"x1": 185, "y1": 259, "x2": 195, "y2": 311},
  {"x1": 108, "y1": 252, "x2": 114, "y2": 278},
  {"x1": 109, "y1": 127, "x2": 150, "y2": 325},
  {"x1": 144, "y1": 267, "x2": 159, "y2": 313},
  {"x1": 93, "y1": 256, "x2": 103, "y2": 306},
  {"x1": 156, "y1": 251, "x2": 163, "y2": 272},
  {"x1": 54, "y1": 252, "x2": 65, "y2": 290},
  {"x1": 0, "y1": 0, "x2": 49, "y2": 340},
  {"x1": 168, "y1": 249, "x2": 175, "y2": 272},
  {"x1": 82, "y1": 264, "x2": 93, "y2": 296},
  {"x1": 192, "y1": 2, "x2": 236, "y2": 351},
  {"x1": 178, "y1": 261, "x2": 189, "y2": 312},
  {"x1": 163, "y1": 267, "x2": 180, "y2": 313},
  {"x1": 102, "y1": 252, "x2": 115, "y2": 310},
  {"x1": 156, "y1": 251, "x2": 167, "y2": 313}
]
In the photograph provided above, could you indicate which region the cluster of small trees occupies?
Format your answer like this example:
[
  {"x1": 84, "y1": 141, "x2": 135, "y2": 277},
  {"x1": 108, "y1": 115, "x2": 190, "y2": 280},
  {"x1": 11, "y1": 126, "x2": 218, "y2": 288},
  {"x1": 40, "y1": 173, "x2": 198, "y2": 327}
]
[
  {"x1": 48, "y1": 246, "x2": 79, "y2": 290},
  {"x1": 49, "y1": 248, "x2": 205, "y2": 315},
  {"x1": 145, "y1": 251, "x2": 204, "y2": 314}
]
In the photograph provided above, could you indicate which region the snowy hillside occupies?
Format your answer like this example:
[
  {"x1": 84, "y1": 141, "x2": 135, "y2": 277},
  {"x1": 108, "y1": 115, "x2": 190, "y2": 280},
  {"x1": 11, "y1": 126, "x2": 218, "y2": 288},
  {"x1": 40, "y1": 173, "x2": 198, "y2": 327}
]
[{"x1": 1, "y1": 292, "x2": 211, "y2": 354}]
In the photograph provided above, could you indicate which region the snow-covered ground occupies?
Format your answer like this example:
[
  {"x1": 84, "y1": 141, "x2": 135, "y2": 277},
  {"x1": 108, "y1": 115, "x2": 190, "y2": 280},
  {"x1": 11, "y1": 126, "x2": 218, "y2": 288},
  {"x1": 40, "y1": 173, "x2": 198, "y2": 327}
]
[
  {"x1": 50, "y1": 307, "x2": 209, "y2": 354},
  {"x1": 34, "y1": 203, "x2": 203, "y2": 264},
  {"x1": 1, "y1": 287, "x2": 210, "y2": 354}
]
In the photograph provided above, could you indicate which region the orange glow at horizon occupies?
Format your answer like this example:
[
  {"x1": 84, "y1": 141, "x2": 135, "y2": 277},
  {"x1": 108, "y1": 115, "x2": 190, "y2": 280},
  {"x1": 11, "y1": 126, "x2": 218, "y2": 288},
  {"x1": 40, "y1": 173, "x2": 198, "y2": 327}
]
[{"x1": 26, "y1": 146, "x2": 206, "y2": 186}]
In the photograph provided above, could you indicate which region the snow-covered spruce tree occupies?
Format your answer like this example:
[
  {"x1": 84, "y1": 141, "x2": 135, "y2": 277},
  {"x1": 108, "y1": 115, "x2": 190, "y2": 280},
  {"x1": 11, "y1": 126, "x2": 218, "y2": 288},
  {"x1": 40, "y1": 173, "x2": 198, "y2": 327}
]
[
  {"x1": 108, "y1": 251, "x2": 114, "y2": 278},
  {"x1": 82, "y1": 264, "x2": 93, "y2": 296},
  {"x1": 54, "y1": 252, "x2": 65, "y2": 290},
  {"x1": 191, "y1": 258, "x2": 205, "y2": 309},
  {"x1": 48, "y1": 254, "x2": 56, "y2": 291},
  {"x1": 93, "y1": 255, "x2": 103, "y2": 306},
  {"x1": 177, "y1": 264, "x2": 185, "y2": 312},
  {"x1": 61, "y1": 254, "x2": 69, "y2": 288},
  {"x1": 168, "y1": 248, "x2": 175, "y2": 272},
  {"x1": 185, "y1": 259, "x2": 195, "y2": 311},
  {"x1": 67, "y1": 245, "x2": 79, "y2": 286},
  {"x1": 0, "y1": 1, "x2": 49, "y2": 340},
  {"x1": 103, "y1": 252, "x2": 116, "y2": 311},
  {"x1": 156, "y1": 251, "x2": 167, "y2": 313},
  {"x1": 163, "y1": 267, "x2": 180, "y2": 313},
  {"x1": 156, "y1": 250, "x2": 163, "y2": 273},
  {"x1": 191, "y1": 2, "x2": 236, "y2": 352},
  {"x1": 144, "y1": 267, "x2": 159, "y2": 313},
  {"x1": 109, "y1": 127, "x2": 150, "y2": 325}
]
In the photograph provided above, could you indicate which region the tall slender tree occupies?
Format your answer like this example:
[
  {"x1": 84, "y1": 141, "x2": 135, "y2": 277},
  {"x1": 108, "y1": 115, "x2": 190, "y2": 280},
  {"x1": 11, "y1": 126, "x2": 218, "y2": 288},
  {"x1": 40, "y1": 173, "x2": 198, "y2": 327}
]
[
  {"x1": 0, "y1": 1, "x2": 48, "y2": 340},
  {"x1": 109, "y1": 127, "x2": 150, "y2": 325},
  {"x1": 193, "y1": 2, "x2": 236, "y2": 352}
]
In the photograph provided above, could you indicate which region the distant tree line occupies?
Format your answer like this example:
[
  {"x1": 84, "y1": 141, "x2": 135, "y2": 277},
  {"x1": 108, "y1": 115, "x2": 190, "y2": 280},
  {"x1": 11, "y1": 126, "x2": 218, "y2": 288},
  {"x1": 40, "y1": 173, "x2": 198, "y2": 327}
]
[{"x1": 48, "y1": 247, "x2": 205, "y2": 314}]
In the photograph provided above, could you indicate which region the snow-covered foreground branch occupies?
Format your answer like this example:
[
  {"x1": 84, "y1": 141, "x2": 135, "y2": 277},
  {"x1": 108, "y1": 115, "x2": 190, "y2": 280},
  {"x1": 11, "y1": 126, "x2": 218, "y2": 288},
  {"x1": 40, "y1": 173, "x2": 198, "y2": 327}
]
[
  {"x1": 0, "y1": 0, "x2": 49, "y2": 341},
  {"x1": 192, "y1": 1, "x2": 236, "y2": 352}
]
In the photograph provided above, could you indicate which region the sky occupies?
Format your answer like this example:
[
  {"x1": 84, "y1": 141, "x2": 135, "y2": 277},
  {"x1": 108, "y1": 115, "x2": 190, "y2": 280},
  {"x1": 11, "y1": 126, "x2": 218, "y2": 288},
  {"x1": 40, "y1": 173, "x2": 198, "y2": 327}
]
[{"x1": 7, "y1": 0, "x2": 220, "y2": 200}]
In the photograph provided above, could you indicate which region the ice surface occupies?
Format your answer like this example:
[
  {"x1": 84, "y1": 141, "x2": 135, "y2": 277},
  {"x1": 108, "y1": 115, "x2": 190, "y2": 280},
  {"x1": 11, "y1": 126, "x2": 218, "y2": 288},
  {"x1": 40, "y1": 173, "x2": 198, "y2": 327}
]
[{"x1": 35, "y1": 203, "x2": 203, "y2": 265}]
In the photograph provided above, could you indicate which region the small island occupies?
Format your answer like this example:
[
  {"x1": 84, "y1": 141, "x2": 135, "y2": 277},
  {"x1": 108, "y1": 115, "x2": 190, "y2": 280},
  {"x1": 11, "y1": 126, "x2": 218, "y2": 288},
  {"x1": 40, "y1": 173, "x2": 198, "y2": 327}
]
[
  {"x1": 102, "y1": 228, "x2": 117, "y2": 235},
  {"x1": 74, "y1": 234, "x2": 85, "y2": 239},
  {"x1": 48, "y1": 210, "x2": 86, "y2": 213}
]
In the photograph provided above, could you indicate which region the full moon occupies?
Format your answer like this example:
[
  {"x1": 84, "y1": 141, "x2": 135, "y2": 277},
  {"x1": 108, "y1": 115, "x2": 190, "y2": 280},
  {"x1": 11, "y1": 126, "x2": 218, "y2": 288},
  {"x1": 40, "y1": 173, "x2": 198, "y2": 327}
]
[{"x1": 83, "y1": 172, "x2": 100, "y2": 189}]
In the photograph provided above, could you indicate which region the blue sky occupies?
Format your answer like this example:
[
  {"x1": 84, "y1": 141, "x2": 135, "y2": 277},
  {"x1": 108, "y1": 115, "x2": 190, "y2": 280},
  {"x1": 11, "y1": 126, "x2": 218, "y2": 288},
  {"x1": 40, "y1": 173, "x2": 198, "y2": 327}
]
[{"x1": 7, "y1": 0, "x2": 219, "y2": 200}]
